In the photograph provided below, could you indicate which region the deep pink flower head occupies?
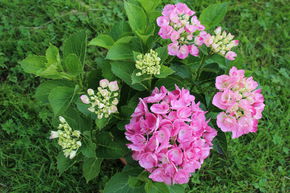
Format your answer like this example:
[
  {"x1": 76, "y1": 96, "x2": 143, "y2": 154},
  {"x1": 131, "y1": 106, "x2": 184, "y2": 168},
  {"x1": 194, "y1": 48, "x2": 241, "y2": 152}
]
[
  {"x1": 157, "y1": 3, "x2": 205, "y2": 59},
  {"x1": 125, "y1": 86, "x2": 217, "y2": 184},
  {"x1": 213, "y1": 67, "x2": 265, "y2": 138}
]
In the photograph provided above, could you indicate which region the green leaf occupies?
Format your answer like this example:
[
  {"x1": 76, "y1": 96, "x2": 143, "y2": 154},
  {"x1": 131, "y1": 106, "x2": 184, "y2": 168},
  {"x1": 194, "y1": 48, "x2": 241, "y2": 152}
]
[
  {"x1": 48, "y1": 86, "x2": 75, "y2": 115},
  {"x1": 104, "y1": 171, "x2": 145, "y2": 193},
  {"x1": 170, "y1": 64, "x2": 192, "y2": 79},
  {"x1": 97, "y1": 58, "x2": 116, "y2": 81},
  {"x1": 63, "y1": 53, "x2": 83, "y2": 76},
  {"x1": 61, "y1": 106, "x2": 92, "y2": 132},
  {"x1": 155, "y1": 46, "x2": 168, "y2": 64},
  {"x1": 82, "y1": 157, "x2": 103, "y2": 183},
  {"x1": 168, "y1": 184, "x2": 186, "y2": 193},
  {"x1": 213, "y1": 130, "x2": 228, "y2": 155},
  {"x1": 20, "y1": 55, "x2": 46, "y2": 75},
  {"x1": 155, "y1": 75, "x2": 188, "y2": 90},
  {"x1": 131, "y1": 69, "x2": 151, "y2": 84},
  {"x1": 206, "y1": 54, "x2": 227, "y2": 70},
  {"x1": 155, "y1": 65, "x2": 175, "y2": 79},
  {"x1": 37, "y1": 64, "x2": 63, "y2": 79},
  {"x1": 75, "y1": 98, "x2": 98, "y2": 120},
  {"x1": 34, "y1": 80, "x2": 74, "y2": 104},
  {"x1": 137, "y1": 0, "x2": 161, "y2": 13},
  {"x1": 57, "y1": 152, "x2": 74, "y2": 174},
  {"x1": 95, "y1": 132, "x2": 129, "y2": 159},
  {"x1": 95, "y1": 118, "x2": 110, "y2": 130},
  {"x1": 81, "y1": 141, "x2": 97, "y2": 158},
  {"x1": 111, "y1": 61, "x2": 145, "y2": 91},
  {"x1": 110, "y1": 21, "x2": 132, "y2": 40},
  {"x1": 63, "y1": 30, "x2": 87, "y2": 64},
  {"x1": 106, "y1": 43, "x2": 133, "y2": 61},
  {"x1": 145, "y1": 181, "x2": 170, "y2": 193},
  {"x1": 124, "y1": 1, "x2": 147, "y2": 34},
  {"x1": 200, "y1": 3, "x2": 228, "y2": 29},
  {"x1": 46, "y1": 44, "x2": 60, "y2": 66},
  {"x1": 89, "y1": 34, "x2": 115, "y2": 49}
]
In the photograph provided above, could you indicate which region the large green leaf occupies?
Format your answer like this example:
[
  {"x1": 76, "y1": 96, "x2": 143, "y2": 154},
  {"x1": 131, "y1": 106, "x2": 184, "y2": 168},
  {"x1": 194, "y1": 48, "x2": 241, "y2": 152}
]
[
  {"x1": 155, "y1": 75, "x2": 188, "y2": 90},
  {"x1": 155, "y1": 46, "x2": 168, "y2": 64},
  {"x1": 111, "y1": 61, "x2": 145, "y2": 91},
  {"x1": 48, "y1": 86, "x2": 75, "y2": 115},
  {"x1": 170, "y1": 64, "x2": 192, "y2": 79},
  {"x1": 95, "y1": 118, "x2": 110, "y2": 130},
  {"x1": 89, "y1": 34, "x2": 115, "y2": 49},
  {"x1": 57, "y1": 152, "x2": 74, "y2": 174},
  {"x1": 155, "y1": 65, "x2": 175, "y2": 79},
  {"x1": 106, "y1": 43, "x2": 133, "y2": 61},
  {"x1": 213, "y1": 130, "x2": 228, "y2": 155},
  {"x1": 20, "y1": 55, "x2": 46, "y2": 75},
  {"x1": 200, "y1": 3, "x2": 228, "y2": 29},
  {"x1": 46, "y1": 44, "x2": 60, "y2": 66},
  {"x1": 82, "y1": 157, "x2": 103, "y2": 183},
  {"x1": 145, "y1": 181, "x2": 170, "y2": 193},
  {"x1": 131, "y1": 69, "x2": 151, "y2": 84},
  {"x1": 81, "y1": 141, "x2": 97, "y2": 158},
  {"x1": 63, "y1": 53, "x2": 83, "y2": 76},
  {"x1": 104, "y1": 171, "x2": 145, "y2": 193},
  {"x1": 137, "y1": 0, "x2": 161, "y2": 14},
  {"x1": 168, "y1": 184, "x2": 187, "y2": 193},
  {"x1": 124, "y1": 1, "x2": 147, "y2": 34},
  {"x1": 110, "y1": 21, "x2": 133, "y2": 40},
  {"x1": 95, "y1": 132, "x2": 129, "y2": 159},
  {"x1": 63, "y1": 30, "x2": 87, "y2": 64},
  {"x1": 34, "y1": 80, "x2": 74, "y2": 104},
  {"x1": 61, "y1": 106, "x2": 92, "y2": 132}
]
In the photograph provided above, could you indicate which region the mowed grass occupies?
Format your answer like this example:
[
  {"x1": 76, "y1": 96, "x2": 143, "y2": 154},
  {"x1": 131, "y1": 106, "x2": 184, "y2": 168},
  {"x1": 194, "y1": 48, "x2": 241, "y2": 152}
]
[{"x1": 0, "y1": 0, "x2": 289, "y2": 192}]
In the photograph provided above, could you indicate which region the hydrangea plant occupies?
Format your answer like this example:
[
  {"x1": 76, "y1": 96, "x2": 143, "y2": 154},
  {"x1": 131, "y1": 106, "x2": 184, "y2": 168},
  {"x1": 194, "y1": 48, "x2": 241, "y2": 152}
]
[{"x1": 20, "y1": 1, "x2": 265, "y2": 192}]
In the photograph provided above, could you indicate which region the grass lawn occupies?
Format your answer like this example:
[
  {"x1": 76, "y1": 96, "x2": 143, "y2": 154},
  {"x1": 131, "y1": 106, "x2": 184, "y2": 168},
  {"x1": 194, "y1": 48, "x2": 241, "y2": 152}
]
[{"x1": 0, "y1": 0, "x2": 289, "y2": 192}]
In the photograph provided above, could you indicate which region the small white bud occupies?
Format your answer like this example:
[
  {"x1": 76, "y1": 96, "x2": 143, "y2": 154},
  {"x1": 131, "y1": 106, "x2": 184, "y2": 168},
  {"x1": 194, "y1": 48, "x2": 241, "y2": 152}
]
[
  {"x1": 59, "y1": 116, "x2": 66, "y2": 124},
  {"x1": 108, "y1": 81, "x2": 119, "y2": 91},
  {"x1": 87, "y1": 89, "x2": 94, "y2": 96},
  {"x1": 50, "y1": 131, "x2": 59, "y2": 139}
]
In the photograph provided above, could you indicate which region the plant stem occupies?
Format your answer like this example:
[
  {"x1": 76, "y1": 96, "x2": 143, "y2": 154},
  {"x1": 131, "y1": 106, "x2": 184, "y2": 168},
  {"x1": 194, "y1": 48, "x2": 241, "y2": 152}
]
[{"x1": 196, "y1": 54, "x2": 206, "y2": 81}]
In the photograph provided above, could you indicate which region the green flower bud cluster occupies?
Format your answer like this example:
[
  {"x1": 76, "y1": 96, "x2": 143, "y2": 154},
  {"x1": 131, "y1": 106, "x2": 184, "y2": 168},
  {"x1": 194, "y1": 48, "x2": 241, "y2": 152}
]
[
  {"x1": 210, "y1": 27, "x2": 239, "y2": 56},
  {"x1": 50, "y1": 116, "x2": 81, "y2": 159},
  {"x1": 135, "y1": 49, "x2": 161, "y2": 76},
  {"x1": 80, "y1": 79, "x2": 119, "y2": 119}
]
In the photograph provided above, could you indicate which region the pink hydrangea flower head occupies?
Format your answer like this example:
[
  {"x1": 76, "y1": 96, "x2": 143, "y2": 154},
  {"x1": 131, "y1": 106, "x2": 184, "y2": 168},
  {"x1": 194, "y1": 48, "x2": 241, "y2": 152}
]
[
  {"x1": 157, "y1": 3, "x2": 205, "y2": 59},
  {"x1": 213, "y1": 66, "x2": 265, "y2": 138},
  {"x1": 125, "y1": 86, "x2": 217, "y2": 184}
]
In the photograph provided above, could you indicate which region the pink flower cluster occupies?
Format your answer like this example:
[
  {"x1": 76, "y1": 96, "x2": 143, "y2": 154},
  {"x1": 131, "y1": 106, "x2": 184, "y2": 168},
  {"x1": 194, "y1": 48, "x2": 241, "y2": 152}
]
[
  {"x1": 125, "y1": 86, "x2": 217, "y2": 184},
  {"x1": 213, "y1": 67, "x2": 265, "y2": 138},
  {"x1": 157, "y1": 3, "x2": 205, "y2": 59}
]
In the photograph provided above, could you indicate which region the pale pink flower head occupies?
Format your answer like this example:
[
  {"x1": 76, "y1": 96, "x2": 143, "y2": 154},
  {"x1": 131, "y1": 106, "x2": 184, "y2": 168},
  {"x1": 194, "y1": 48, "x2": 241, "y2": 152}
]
[
  {"x1": 213, "y1": 66, "x2": 265, "y2": 138},
  {"x1": 157, "y1": 3, "x2": 205, "y2": 59},
  {"x1": 125, "y1": 86, "x2": 217, "y2": 184}
]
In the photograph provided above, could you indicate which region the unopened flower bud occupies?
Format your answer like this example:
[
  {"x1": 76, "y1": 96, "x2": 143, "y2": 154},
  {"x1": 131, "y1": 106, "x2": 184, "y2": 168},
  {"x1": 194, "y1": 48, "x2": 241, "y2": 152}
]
[
  {"x1": 87, "y1": 89, "x2": 94, "y2": 96},
  {"x1": 109, "y1": 81, "x2": 119, "y2": 91},
  {"x1": 80, "y1": 95, "x2": 90, "y2": 104},
  {"x1": 99, "y1": 79, "x2": 109, "y2": 88}
]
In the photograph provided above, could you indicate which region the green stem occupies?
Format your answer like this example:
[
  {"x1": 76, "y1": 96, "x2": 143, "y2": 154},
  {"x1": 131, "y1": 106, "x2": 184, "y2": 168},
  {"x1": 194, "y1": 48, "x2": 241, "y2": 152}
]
[{"x1": 196, "y1": 54, "x2": 206, "y2": 81}]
